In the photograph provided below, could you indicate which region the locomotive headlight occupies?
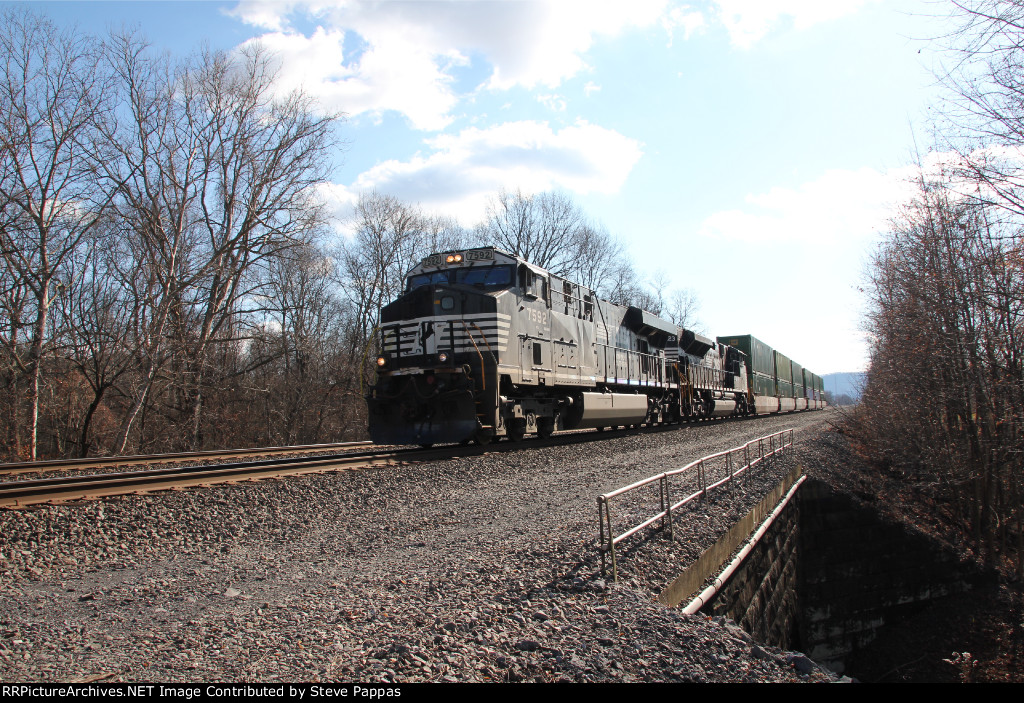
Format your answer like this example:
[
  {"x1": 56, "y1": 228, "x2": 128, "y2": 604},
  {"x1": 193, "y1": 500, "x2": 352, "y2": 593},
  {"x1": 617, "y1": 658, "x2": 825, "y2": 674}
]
[
  {"x1": 453, "y1": 253, "x2": 463, "y2": 262},
  {"x1": 438, "y1": 352, "x2": 448, "y2": 362},
  {"x1": 376, "y1": 356, "x2": 387, "y2": 367},
  {"x1": 445, "y1": 253, "x2": 463, "y2": 263}
]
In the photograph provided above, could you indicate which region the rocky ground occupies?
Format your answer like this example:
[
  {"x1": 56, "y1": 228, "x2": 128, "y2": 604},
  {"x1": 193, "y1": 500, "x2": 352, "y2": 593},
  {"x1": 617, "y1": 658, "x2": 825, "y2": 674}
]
[{"x1": 0, "y1": 412, "x2": 839, "y2": 683}]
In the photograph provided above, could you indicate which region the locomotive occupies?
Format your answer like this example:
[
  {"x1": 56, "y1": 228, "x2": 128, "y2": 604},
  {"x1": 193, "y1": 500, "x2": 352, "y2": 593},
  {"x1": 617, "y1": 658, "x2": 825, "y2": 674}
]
[{"x1": 366, "y1": 247, "x2": 824, "y2": 446}]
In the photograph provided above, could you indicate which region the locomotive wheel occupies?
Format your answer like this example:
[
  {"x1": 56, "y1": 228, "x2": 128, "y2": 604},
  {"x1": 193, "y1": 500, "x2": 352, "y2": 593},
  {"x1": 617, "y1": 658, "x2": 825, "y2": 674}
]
[
  {"x1": 506, "y1": 419, "x2": 526, "y2": 442},
  {"x1": 474, "y1": 430, "x2": 492, "y2": 446},
  {"x1": 595, "y1": 426, "x2": 605, "y2": 433},
  {"x1": 537, "y1": 418, "x2": 554, "y2": 439},
  {"x1": 420, "y1": 443, "x2": 434, "y2": 449}
]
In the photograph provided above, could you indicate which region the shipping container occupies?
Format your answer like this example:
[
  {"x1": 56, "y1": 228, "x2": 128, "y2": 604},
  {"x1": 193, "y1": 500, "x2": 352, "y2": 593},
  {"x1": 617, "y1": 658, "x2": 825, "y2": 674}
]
[
  {"x1": 751, "y1": 373, "x2": 774, "y2": 396},
  {"x1": 718, "y1": 334, "x2": 774, "y2": 376},
  {"x1": 774, "y1": 351, "x2": 793, "y2": 384}
]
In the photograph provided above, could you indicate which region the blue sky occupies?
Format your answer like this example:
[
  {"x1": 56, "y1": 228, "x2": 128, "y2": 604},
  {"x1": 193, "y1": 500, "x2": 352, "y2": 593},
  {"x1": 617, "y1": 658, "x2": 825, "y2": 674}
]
[{"x1": 30, "y1": 0, "x2": 959, "y2": 374}]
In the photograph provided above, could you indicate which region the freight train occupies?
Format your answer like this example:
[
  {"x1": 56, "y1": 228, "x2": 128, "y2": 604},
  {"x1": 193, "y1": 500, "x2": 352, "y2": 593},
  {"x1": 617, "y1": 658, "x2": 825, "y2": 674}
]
[{"x1": 367, "y1": 247, "x2": 825, "y2": 446}]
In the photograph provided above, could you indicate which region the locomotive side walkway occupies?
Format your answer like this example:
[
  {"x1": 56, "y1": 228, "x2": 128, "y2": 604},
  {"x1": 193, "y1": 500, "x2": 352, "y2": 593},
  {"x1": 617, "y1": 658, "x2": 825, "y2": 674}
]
[{"x1": 0, "y1": 412, "x2": 836, "y2": 683}]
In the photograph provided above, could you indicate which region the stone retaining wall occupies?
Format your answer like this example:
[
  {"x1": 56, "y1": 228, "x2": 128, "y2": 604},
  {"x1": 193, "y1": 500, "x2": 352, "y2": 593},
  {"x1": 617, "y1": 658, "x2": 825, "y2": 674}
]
[{"x1": 660, "y1": 474, "x2": 996, "y2": 674}]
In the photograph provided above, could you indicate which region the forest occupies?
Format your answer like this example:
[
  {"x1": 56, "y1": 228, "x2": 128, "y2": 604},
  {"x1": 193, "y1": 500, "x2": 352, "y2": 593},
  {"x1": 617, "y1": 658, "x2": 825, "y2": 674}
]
[{"x1": 853, "y1": 1, "x2": 1024, "y2": 576}]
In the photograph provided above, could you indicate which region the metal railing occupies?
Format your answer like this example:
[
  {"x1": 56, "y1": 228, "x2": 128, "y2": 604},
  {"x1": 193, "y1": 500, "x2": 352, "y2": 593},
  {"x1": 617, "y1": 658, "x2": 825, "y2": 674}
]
[
  {"x1": 595, "y1": 343, "x2": 665, "y2": 386},
  {"x1": 596, "y1": 428, "x2": 795, "y2": 582}
]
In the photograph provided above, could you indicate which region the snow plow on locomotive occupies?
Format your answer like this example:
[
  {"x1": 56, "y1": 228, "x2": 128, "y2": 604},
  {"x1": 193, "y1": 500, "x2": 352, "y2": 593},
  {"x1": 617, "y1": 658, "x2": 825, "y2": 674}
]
[{"x1": 366, "y1": 247, "x2": 824, "y2": 447}]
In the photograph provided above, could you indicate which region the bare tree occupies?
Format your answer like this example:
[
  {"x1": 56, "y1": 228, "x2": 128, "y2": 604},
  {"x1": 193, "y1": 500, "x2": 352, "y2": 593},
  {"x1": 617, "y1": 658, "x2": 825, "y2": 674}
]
[
  {"x1": 572, "y1": 223, "x2": 627, "y2": 293},
  {"x1": 477, "y1": 188, "x2": 587, "y2": 277},
  {"x1": 95, "y1": 33, "x2": 199, "y2": 454},
  {"x1": 0, "y1": 9, "x2": 110, "y2": 459},
  {"x1": 337, "y1": 192, "x2": 423, "y2": 371},
  {"x1": 856, "y1": 176, "x2": 1024, "y2": 574},
  {"x1": 98, "y1": 35, "x2": 340, "y2": 452},
  {"x1": 0, "y1": 232, "x2": 31, "y2": 457},
  {"x1": 421, "y1": 213, "x2": 471, "y2": 255},
  {"x1": 664, "y1": 287, "x2": 702, "y2": 331},
  {"x1": 940, "y1": 1, "x2": 1024, "y2": 217},
  {"x1": 52, "y1": 220, "x2": 137, "y2": 456},
  {"x1": 244, "y1": 243, "x2": 346, "y2": 445},
  {"x1": 177, "y1": 44, "x2": 339, "y2": 449}
]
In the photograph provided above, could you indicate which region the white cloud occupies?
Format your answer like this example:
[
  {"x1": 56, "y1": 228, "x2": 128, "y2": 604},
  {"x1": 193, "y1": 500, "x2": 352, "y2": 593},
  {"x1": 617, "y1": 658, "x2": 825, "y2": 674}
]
[
  {"x1": 225, "y1": 1, "x2": 300, "y2": 31},
  {"x1": 713, "y1": 0, "x2": 878, "y2": 49},
  {"x1": 327, "y1": 120, "x2": 643, "y2": 224},
  {"x1": 698, "y1": 150, "x2": 1009, "y2": 245},
  {"x1": 228, "y1": 0, "x2": 671, "y2": 129},
  {"x1": 537, "y1": 94, "x2": 567, "y2": 112},
  {"x1": 475, "y1": 0, "x2": 669, "y2": 91},
  {"x1": 239, "y1": 25, "x2": 464, "y2": 131},
  {"x1": 225, "y1": 1, "x2": 882, "y2": 130},
  {"x1": 700, "y1": 166, "x2": 911, "y2": 245},
  {"x1": 663, "y1": 6, "x2": 706, "y2": 46}
]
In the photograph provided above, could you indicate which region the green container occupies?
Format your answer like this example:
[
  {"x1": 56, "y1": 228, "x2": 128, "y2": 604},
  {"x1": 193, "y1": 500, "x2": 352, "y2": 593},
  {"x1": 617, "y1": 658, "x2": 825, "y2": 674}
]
[
  {"x1": 752, "y1": 373, "x2": 774, "y2": 396},
  {"x1": 792, "y1": 362, "x2": 804, "y2": 393},
  {"x1": 718, "y1": 335, "x2": 774, "y2": 377},
  {"x1": 774, "y1": 351, "x2": 792, "y2": 384}
]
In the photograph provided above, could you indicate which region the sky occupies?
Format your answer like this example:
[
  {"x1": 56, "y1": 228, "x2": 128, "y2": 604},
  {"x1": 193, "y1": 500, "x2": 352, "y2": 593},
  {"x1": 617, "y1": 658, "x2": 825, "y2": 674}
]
[{"x1": 24, "y1": 0, "x2": 963, "y2": 374}]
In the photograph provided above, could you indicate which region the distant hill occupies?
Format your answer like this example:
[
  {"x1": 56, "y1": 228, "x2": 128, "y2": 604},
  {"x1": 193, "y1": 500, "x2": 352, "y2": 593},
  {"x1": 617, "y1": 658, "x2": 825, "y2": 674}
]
[{"x1": 823, "y1": 372, "x2": 865, "y2": 403}]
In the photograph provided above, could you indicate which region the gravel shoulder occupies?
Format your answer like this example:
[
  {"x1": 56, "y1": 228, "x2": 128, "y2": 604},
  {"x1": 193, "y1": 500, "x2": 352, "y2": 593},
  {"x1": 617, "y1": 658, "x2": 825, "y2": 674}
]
[{"x1": 0, "y1": 411, "x2": 839, "y2": 683}]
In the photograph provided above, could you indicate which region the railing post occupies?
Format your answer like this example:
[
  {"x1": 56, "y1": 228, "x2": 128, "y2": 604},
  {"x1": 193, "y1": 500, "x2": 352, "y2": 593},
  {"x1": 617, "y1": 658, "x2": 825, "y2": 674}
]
[
  {"x1": 700, "y1": 458, "x2": 707, "y2": 503},
  {"x1": 659, "y1": 475, "x2": 666, "y2": 531},
  {"x1": 664, "y1": 474, "x2": 674, "y2": 540},
  {"x1": 605, "y1": 497, "x2": 618, "y2": 583},
  {"x1": 744, "y1": 443, "x2": 750, "y2": 485},
  {"x1": 598, "y1": 496, "x2": 607, "y2": 577},
  {"x1": 659, "y1": 474, "x2": 673, "y2": 539}
]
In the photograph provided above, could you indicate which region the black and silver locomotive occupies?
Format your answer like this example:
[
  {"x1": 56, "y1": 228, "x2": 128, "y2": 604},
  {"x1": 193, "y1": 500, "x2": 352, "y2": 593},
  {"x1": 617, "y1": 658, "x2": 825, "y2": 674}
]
[{"x1": 366, "y1": 247, "x2": 824, "y2": 446}]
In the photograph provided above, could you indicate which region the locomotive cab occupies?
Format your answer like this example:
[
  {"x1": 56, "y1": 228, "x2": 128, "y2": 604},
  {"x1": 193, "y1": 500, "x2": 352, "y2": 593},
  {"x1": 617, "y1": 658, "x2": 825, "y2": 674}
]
[{"x1": 367, "y1": 248, "x2": 519, "y2": 446}]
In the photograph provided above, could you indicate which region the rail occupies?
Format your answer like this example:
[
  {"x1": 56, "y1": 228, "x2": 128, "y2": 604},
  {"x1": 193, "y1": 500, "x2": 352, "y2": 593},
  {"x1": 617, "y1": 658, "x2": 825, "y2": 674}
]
[
  {"x1": 596, "y1": 428, "x2": 795, "y2": 582},
  {"x1": 0, "y1": 440, "x2": 373, "y2": 475}
]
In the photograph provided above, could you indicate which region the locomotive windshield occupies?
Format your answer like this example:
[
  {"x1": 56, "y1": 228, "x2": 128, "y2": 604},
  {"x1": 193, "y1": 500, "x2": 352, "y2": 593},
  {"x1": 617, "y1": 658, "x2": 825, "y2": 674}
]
[
  {"x1": 406, "y1": 265, "x2": 513, "y2": 292},
  {"x1": 406, "y1": 270, "x2": 449, "y2": 289}
]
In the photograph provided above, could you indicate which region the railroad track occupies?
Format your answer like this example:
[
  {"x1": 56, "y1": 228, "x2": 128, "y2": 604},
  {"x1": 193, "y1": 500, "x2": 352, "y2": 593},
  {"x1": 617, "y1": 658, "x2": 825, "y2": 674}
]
[
  {"x1": 0, "y1": 412, "x2": 824, "y2": 509},
  {"x1": 0, "y1": 425, "x2": 661, "y2": 508},
  {"x1": 0, "y1": 445, "x2": 410, "y2": 509},
  {"x1": 0, "y1": 440, "x2": 373, "y2": 476}
]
